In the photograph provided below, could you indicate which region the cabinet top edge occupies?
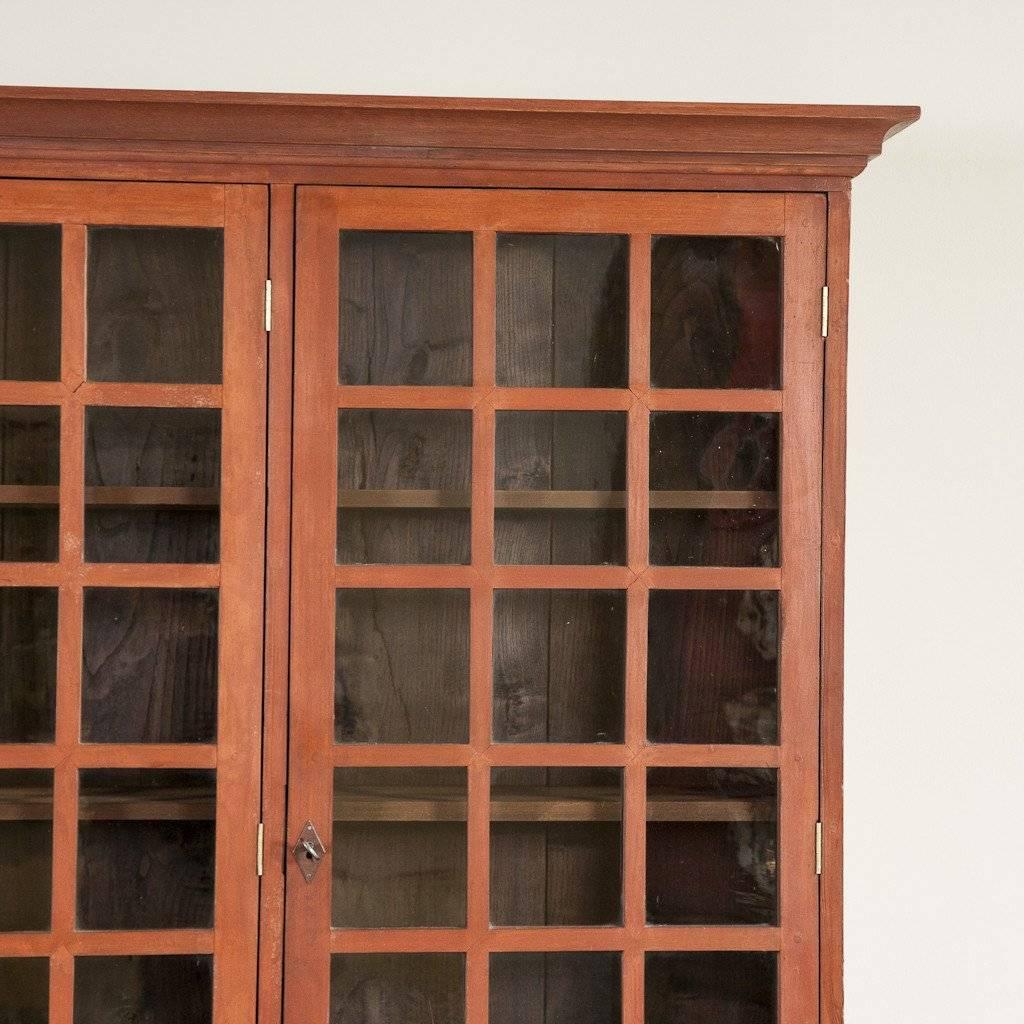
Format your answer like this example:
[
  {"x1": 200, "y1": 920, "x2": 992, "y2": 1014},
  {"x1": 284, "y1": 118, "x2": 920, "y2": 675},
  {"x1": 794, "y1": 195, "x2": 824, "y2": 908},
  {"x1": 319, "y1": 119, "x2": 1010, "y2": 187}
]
[{"x1": 0, "y1": 86, "x2": 920, "y2": 185}]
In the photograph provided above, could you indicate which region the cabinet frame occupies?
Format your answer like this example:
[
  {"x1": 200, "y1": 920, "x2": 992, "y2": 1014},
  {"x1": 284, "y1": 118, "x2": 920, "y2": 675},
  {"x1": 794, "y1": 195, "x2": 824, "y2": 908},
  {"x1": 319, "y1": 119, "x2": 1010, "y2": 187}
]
[{"x1": 0, "y1": 87, "x2": 919, "y2": 1024}]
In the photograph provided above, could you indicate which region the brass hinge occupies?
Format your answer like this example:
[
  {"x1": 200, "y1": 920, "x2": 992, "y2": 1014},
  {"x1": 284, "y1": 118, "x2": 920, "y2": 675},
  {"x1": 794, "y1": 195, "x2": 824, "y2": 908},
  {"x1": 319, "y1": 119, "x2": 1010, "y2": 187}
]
[
  {"x1": 821, "y1": 285, "x2": 829, "y2": 338},
  {"x1": 264, "y1": 280, "x2": 272, "y2": 332},
  {"x1": 815, "y1": 821, "x2": 823, "y2": 876},
  {"x1": 257, "y1": 821, "x2": 265, "y2": 877}
]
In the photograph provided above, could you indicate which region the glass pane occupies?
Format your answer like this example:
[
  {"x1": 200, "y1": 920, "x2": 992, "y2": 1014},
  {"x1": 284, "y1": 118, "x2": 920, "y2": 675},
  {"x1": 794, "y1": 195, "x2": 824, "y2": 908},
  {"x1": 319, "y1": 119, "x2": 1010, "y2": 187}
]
[
  {"x1": 0, "y1": 770, "x2": 52, "y2": 932},
  {"x1": 646, "y1": 768, "x2": 777, "y2": 925},
  {"x1": 336, "y1": 589, "x2": 468, "y2": 743},
  {"x1": 0, "y1": 957, "x2": 49, "y2": 1024},
  {"x1": 331, "y1": 954, "x2": 465, "y2": 1024},
  {"x1": 87, "y1": 227, "x2": 223, "y2": 384},
  {"x1": 74, "y1": 955, "x2": 212, "y2": 1024},
  {"x1": 0, "y1": 406, "x2": 60, "y2": 562},
  {"x1": 339, "y1": 231, "x2": 472, "y2": 386},
  {"x1": 84, "y1": 407, "x2": 221, "y2": 564},
  {"x1": 76, "y1": 769, "x2": 216, "y2": 930},
  {"x1": 490, "y1": 767, "x2": 621, "y2": 926},
  {"x1": 645, "y1": 952, "x2": 777, "y2": 1024},
  {"x1": 495, "y1": 411, "x2": 626, "y2": 565},
  {"x1": 647, "y1": 590, "x2": 778, "y2": 745},
  {"x1": 0, "y1": 224, "x2": 61, "y2": 381},
  {"x1": 650, "y1": 412, "x2": 779, "y2": 568},
  {"x1": 332, "y1": 768, "x2": 466, "y2": 928},
  {"x1": 493, "y1": 589, "x2": 625, "y2": 743},
  {"x1": 490, "y1": 953, "x2": 621, "y2": 1024},
  {"x1": 337, "y1": 409, "x2": 471, "y2": 564},
  {"x1": 650, "y1": 236, "x2": 781, "y2": 389},
  {"x1": 82, "y1": 588, "x2": 218, "y2": 744},
  {"x1": 0, "y1": 588, "x2": 58, "y2": 743},
  {"x1": 496, "y1": 233, "x2": 628, "y2": 387}
]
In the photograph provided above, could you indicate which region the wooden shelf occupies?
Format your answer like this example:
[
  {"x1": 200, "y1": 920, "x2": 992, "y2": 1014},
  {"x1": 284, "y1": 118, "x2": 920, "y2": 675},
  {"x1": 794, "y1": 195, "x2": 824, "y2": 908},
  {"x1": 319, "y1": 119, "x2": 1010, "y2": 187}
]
[
  {"x1": 0, "y1": 485, "x2": 776, "y2": 512},
  {"x1": 334, "y1": 786, "x2": 774, "y2": 823},
  {"x1": 0, "y1": 786, "x2": 215, "y2": 822},
  {"x1": 0, "y1": 484, "x2": 220, "y2": 509},
  {"x1": 337, "y1": 489, "x2": 778, "y2": 511},
  {"x1": 0, "y1": 785, "x2": 772, "y2": 823}
]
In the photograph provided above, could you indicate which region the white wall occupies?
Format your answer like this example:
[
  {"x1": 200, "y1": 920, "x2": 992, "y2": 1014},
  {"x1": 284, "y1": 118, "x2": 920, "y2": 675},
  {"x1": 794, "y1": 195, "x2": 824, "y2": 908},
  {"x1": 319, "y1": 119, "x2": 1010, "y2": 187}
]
[{"x1": 5, "y1": 2, "x2": 1022, "y2": 1020}]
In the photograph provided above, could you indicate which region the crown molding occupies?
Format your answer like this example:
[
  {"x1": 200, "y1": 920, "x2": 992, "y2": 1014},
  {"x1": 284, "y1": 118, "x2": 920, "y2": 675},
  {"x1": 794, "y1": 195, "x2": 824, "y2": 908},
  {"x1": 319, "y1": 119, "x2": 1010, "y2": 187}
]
[{"x1": 0, "y1": 87, "x2": 920, "y2": 187}]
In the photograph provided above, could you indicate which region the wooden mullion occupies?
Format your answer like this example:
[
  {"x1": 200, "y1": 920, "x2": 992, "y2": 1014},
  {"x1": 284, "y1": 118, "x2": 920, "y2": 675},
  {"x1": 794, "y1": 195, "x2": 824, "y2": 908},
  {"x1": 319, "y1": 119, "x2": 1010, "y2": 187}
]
[
  {"x1": 50, "y1": 221, "x2": 86, "y2": 1024},
  {"x1": 78, "y1": 563, "x2": 220, "y2": 588},
  {"x1": 641, "y1": 744, "x2": 781, "y2": 769},
  {"x1": 72, "y1": 382, "x2": 223, "y2": 408},
  {"x1": 491, "y1": 565, "x2": 635, "y2": 589},
  {"x1": 0, "y1": 381, "x2": 65, "y2": 404},
  {"x1": 333, "y1": 564, "x2": 479, "y2": 588},
  {"x1": 330, "y1": 930, "x2": 469, "y2": 954},
  {"x1": 646, "y1": 389, "x2": 782, "y2": 413},
  {"x1": 491, "y1": 386, "x2": 632, "y2": 411},
  {"x1": 644, "y1": 566, "x2": 780, "y2": 590},
  {"x1": 72, "y1": 744, "x2": 219, "y2": 769},
  {"x1": 336, "y1": 384, "x2": 476, "y2": 409},
  {"x1": 466, "y1": 229, "x2": 496, "y2": 1024}
]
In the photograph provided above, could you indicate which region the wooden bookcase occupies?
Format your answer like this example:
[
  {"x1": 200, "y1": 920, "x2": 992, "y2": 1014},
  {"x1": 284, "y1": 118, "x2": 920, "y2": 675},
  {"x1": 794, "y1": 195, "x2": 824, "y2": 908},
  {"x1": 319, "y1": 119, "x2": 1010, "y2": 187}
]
[{"x1": 0, "y1": 89, "x2": 918, "y2": 1024}]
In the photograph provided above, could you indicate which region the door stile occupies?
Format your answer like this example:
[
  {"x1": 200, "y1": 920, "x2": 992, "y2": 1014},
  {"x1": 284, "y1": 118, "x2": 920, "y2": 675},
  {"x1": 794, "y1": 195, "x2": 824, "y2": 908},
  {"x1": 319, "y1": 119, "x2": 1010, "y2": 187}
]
[
  {"x1": 284, "y1": 188, "x2": 339, "y2": 1024},
  {"x1": 215, "y1": 184, "x2": 270, "y2": 1023},
  {"x1": 258, "y1": 183, "x2": 297, "y2": 1024},
  {"x1": 778, "y1": 193, "x2": 826, "y2": 1024}
]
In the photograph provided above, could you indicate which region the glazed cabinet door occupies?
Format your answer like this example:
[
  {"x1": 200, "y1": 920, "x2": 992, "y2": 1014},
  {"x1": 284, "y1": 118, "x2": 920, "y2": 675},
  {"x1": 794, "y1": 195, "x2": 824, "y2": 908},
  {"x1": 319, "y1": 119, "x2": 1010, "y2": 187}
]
[
  {"x1": 287, "y1": 187, "x2": 825, "y2": 1024},
  {"x1": 0, "y1": 182, "x2": 268, "y2": 1024}
]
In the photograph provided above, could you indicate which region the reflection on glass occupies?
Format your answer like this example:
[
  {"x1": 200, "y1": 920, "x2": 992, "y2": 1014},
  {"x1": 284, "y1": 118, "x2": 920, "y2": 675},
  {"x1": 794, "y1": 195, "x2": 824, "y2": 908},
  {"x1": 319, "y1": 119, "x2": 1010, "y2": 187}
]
[
  {"x1": 493, "y1": 589, "x2": 625, "y2": 743},
  {"x1": 0, "y1": 587, "x2": 58, "y2": 743},
  {"x1": 0, "y1": 224, "x2": 61, "y2": 381},
  {"x1": 82, "y1": 588, "x2": 219, "y2": 744},
  {"x1": 647, "y1": 589, "x2": 778, "y2": 745},
  {"x1": 650, "y1": 236, "x2": 781, "y2": 389},
  {"x1": 0, "y1": 957, "x2": 48, "y2": 1024},
  {"x1": 490, "y1": 767, "x2": 621, "y2": 926},
  {"x1": 490, "y1": 952, "x2": 621, "y2": 1024},
  {"x1": 331, "y1": 954, "x2": 465, "y2": 1024},
  {"x1": 339, "y1": 231, "x2": 472, "y2": 386},
  {"x1": 645, "y1": 952, "x2": 777, "y2": 1024},
  {"x1": 0, "y1": 405, "x2": 60, "y2": 562},
  {"x1": 74, "y1": 955, "x2": 213, "y2": 1024},
  {"x1": 0, "y1": 770, "x2": 52, "y2": 932},
  {"x1": 496, "y1": 233, "x2": 628, "y2": 387},
  {"x1": 646, "y1": 768, "x2": 777, "y2": 925},
  {"x1": 650, "y1": 412, "x2": 779, "y2": 568},
  {"x1": 337, "y1": 409, "x2": 472, "y2": 564},
  {"x1": 333, "y1": 768, "x2": 467, "y2": 928},
  {"x1": 336, "y1": 589, "x2": 469, "y2": 743},
  {"x1": 76, "y1": 770, "x2": 216, "y2": 930},
  {"x1": 84, "y1": 407, "x2": 221, "y2": 564},
  {"x1": 87, "y1": 227, "x2": 224, "y2": 384},
  {"x1": 495, "y1": 411, "x2": 626, "y2": 565}
]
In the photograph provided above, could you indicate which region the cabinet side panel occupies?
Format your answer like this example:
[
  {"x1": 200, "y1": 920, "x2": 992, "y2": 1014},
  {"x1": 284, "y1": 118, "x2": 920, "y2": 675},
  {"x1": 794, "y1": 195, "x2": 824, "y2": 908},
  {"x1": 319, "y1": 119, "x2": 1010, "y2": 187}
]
[{"x1": 821, "y1": 189, "x2": 850, "y2": 1024}]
